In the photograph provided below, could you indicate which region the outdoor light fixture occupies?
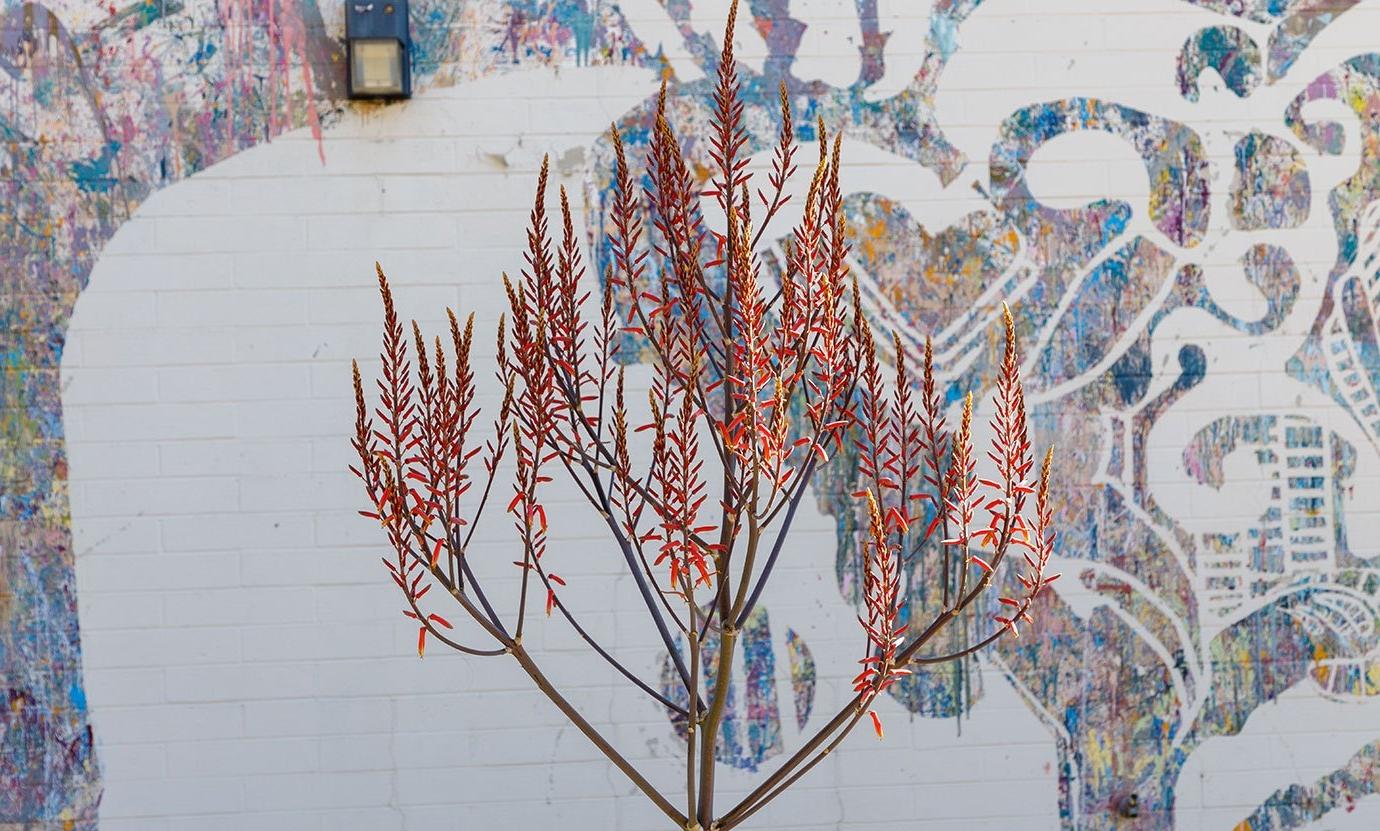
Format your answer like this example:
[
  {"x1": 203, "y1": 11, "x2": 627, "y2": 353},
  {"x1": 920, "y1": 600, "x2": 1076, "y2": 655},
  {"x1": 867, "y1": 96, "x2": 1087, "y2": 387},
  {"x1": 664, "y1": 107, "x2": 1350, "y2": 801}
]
[{"x1": 346, "y1": 0, "x2": 411, "y2": 100}]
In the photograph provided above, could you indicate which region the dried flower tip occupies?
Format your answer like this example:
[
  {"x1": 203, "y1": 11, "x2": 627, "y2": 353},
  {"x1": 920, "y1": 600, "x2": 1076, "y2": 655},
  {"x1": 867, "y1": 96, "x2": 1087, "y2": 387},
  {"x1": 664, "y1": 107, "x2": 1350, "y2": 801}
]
[
  {"x1": 1002, "y1": 302, "x2": 1016, "y2": 358},
  {"x1": 723, "y1": 0, "x2": 738, "y2": 54}
]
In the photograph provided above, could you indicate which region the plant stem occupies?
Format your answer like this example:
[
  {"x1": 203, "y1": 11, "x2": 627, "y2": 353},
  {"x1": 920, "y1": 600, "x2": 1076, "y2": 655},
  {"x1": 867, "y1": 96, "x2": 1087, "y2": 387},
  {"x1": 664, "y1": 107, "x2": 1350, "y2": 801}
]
[
  {"x1": 717, "y1": 708, "x2": 867, "y2": 830},
  {"x1": 696, "y1": 626, "x2": 737, "y2": 823},
  {"x1": 509, "y1": 644, "x2": 686, "y2": 827},
  {"x1": 686, "y1": 595, "x2": 701, "y2": 827},
  {"x1": 715, "y1": 690, "x2": 863, "y2": 828}
]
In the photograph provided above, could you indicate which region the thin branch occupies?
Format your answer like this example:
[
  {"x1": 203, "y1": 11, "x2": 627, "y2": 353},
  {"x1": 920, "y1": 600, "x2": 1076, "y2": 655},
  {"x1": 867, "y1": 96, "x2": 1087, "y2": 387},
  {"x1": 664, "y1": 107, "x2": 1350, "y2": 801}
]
[
  {"x1": 527, "y1": 534, "x2": 688, "y2": 715},
  {"x1": 510, "y1": 645, "x2": 687, "y2": 827}
]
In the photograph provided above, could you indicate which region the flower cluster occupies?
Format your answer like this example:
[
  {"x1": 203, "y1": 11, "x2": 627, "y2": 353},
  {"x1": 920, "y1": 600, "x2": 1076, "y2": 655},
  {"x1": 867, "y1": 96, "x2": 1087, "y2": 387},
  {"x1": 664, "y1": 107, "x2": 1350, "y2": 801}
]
[{"x1": 346, "y1": 2, "x2": 1056, "y2": 826}]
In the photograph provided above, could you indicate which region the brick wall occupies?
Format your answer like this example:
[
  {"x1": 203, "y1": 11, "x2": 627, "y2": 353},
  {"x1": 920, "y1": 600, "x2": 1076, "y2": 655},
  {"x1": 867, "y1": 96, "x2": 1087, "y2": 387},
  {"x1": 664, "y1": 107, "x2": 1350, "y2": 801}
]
[{"x1": 35, "y1": 1, "x2": 1380, "y2": 829}]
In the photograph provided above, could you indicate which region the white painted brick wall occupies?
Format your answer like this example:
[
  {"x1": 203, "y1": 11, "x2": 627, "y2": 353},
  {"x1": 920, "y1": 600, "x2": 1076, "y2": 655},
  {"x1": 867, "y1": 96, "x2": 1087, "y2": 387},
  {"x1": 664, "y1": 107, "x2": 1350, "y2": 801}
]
[{"x1": 59, "y1": 1, "x2": 1380, "y2": 828}]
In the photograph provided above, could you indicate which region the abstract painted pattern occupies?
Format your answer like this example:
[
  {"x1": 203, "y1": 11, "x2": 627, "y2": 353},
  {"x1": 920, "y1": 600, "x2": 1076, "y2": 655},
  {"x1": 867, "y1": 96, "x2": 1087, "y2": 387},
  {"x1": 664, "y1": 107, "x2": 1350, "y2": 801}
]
[
  {"x1": 0, "y1": 0, "x2": 658, "y2": 825},
  {"x1": 8, "y1": 0, "x2": 1380, "y2": 829},
  {"x1": 580, "y1": 1, "x2": 1380, "y2": 828},
  {"x1": 660, "y1": 607, "x2": 817, "y2": 772},
  {"x1": 1241, "y1": 739, "x2": 1380, "y2": 829},
  {"x1": 0, "y1": 0, "x2": 351, "y2": 823}
]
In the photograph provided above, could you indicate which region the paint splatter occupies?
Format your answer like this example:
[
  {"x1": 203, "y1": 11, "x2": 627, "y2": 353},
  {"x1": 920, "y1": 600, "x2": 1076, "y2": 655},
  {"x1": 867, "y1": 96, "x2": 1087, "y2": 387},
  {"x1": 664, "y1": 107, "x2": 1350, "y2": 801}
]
[
  {"x1": 1178, "y1": 25, "x2": 1261, "y2": 102},
  {"x1": 784, "y1": 629, "x2": 814, "y2": 730}
]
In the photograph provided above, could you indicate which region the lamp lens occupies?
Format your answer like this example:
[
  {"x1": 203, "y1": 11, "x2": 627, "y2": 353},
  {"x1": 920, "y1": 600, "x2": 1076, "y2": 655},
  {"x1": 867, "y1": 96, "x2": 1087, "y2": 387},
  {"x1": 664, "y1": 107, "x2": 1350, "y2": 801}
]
[{"x1": 352, "y1": 39, "x2": 403, "y2": 95}]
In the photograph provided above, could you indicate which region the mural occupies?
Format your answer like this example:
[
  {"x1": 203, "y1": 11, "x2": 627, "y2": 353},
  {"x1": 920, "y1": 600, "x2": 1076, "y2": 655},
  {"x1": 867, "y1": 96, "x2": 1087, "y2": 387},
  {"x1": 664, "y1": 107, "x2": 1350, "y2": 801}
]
[
  {"x1": 0, "y1": 1, "x2": 338, "y2": 823},
  {"x1": 583, "y1": 1, "x2": 1380, "y2": 828},
  {"x1": 8, "y1": 0, "x2": 1380, "y2": 828},
  {"x1": 0, "y1": 0, "x2": 641, "y2": 825}
]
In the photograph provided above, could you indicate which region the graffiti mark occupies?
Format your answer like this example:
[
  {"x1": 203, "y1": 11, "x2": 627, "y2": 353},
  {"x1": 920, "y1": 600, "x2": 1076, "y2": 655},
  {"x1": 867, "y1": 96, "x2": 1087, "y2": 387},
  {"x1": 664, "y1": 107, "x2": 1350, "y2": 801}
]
[{"x1": 660, "y1": 607, "x2": 815, "y2": 772}]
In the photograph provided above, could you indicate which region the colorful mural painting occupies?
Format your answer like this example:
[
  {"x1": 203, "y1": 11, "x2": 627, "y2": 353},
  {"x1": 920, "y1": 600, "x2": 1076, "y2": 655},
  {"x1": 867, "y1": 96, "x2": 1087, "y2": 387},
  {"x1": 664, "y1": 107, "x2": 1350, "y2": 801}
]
[
  {"x1": 583, "y1": 1, "x2": 1380, "y2": 828},
  {"x1": 7, "y1": 0, "x2": 1380, "y2": 827},
  {"x1": 0, "y1": 0, "x2": 348, "y2": 822},
  {"x1": 0, "y1": 1, "x2": 651, "y2": 825}
]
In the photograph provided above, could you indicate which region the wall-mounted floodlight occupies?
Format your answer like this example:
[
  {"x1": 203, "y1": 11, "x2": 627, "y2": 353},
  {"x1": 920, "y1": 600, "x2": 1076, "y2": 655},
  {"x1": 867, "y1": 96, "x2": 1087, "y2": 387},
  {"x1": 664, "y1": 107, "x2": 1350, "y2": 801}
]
[{"x1": 346, "y1": 0, "x2": 411, "y2": 100}]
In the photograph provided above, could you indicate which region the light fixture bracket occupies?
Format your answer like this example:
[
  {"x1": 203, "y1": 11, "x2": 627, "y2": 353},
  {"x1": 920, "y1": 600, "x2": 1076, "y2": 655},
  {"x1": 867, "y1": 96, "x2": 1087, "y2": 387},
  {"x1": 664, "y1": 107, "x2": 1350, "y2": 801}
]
[{"x1": 346, "y1": 0, "x2": 412, "y2": 100}]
